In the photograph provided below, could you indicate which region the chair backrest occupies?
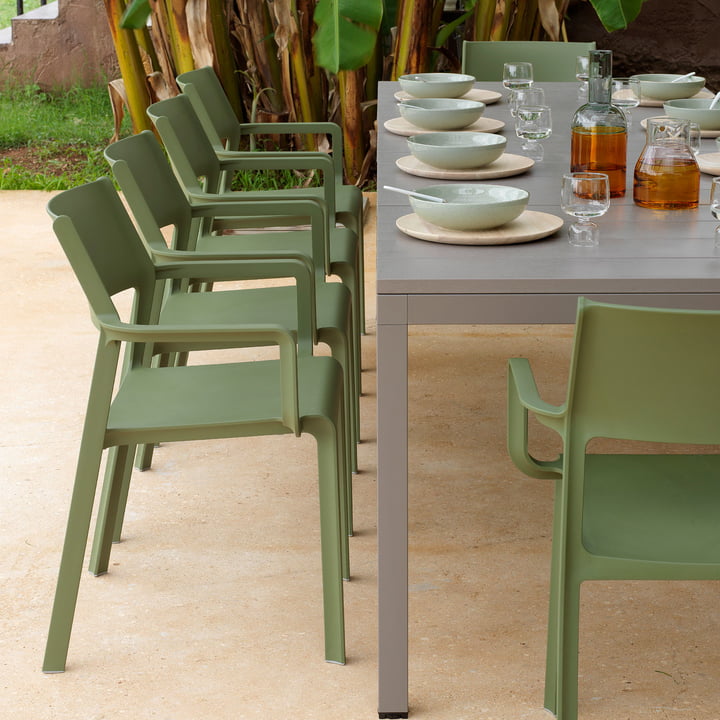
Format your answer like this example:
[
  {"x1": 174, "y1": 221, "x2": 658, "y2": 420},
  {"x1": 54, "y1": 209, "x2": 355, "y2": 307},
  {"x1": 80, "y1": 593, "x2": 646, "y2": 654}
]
[
  {"x1": 565, "y1": 298, "x2": 720, "y2": 445},
  {"x1": 104, "y1": 131, "x2": 198, "y2": 253},
  {"x1": 461, "y1": 40, "x2": 597, "y2": 82},
  {"x1": 147, "y1": 94, "x2": 225, "y2": 194},
  {"x1": 176, "y1": 66, "x2": 241, "y2": 152},
  {"x1": 47, "y1": 178, "x2": 158, "y2": 326}
]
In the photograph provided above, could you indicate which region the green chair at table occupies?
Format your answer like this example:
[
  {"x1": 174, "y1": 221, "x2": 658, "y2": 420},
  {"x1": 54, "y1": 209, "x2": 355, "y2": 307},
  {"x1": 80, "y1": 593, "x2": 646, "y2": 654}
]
[
  {"x1": 462, "y1": 40, "x2": 596, "y2": 82},
  {"x1": 175, "y1": 66, "x2": 365, "y2": 332},
  {"x1": 507, "y1": 297, "x2": 720, "y2": 720},
  {"x1": 146, "y1": 95, "x2": 363, "y2": 392},
  {"x1": 43, "y1": 177, "x2": 349, "y2": 672},
  {"x1": 103, "y1": 131, "x2": 360, "y2": 483}
]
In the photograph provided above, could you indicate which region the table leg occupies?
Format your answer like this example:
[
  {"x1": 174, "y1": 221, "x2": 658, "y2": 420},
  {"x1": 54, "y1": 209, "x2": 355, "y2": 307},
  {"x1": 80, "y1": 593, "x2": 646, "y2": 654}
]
[{"x1": 377, "y1": 304, "x2": 409, "y2": 719}]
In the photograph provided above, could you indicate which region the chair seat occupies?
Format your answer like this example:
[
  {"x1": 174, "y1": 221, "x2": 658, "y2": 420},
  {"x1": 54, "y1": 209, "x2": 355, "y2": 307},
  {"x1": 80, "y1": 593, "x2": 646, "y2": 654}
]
[
  {"x1": 201, "y1": 225, "x2": 359, "y2": 269},
  {"x1": 583, "y1": 454, "x2": 720, "y2": 565},
  {"x1": 107, "y1": 356, "x2": 342, "y2": 446},
  {"x1": 159, "y1": 282, "x2": 351, "y2": 344}
]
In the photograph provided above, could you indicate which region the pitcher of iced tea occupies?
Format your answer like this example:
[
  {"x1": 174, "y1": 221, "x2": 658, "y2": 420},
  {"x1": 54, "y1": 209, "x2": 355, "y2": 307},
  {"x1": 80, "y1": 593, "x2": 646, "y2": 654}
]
[{"x1": 633, "y1": 118, "x2": 700, "y2": 209}]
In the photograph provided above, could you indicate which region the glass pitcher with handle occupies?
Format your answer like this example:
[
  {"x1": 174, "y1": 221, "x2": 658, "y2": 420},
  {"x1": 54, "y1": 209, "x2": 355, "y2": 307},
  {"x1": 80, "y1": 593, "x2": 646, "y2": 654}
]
[{"x1": 633, "y1": 117, "x2": 700, "y2": 209}]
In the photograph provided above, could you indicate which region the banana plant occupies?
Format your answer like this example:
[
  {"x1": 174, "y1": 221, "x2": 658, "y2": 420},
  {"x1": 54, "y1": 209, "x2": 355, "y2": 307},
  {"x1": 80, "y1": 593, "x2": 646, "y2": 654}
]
[{"x1": 105, "y1": 0, "x2": 649, "y2": 185}]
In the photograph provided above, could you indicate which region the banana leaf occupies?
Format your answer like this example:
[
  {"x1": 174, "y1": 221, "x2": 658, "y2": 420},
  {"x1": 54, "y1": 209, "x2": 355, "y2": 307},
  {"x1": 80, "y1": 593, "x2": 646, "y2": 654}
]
[
  {"x1": 313, "y1": 0, "x2": 384, "y2": 74},
  {"x1": 120, "y1": 0, "x2": 152, "y2": 28},
  {"x1": 590, "y1": 0, "x2": 647, "y2": 32}
]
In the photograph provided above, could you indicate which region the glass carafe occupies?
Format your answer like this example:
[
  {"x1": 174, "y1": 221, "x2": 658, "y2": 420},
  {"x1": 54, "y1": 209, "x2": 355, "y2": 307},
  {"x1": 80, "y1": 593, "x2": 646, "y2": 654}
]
[
  {"x1": 570, "y1": 49, "x2": 628, "y2": 198},
  {"x1": 633, "y1": 117, "x2": 700, "y2": 209}
]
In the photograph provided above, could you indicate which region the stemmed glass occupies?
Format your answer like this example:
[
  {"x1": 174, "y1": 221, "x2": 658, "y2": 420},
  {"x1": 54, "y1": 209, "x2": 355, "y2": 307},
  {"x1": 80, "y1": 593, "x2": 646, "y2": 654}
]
[
  {"x1": 503, "y1": 62, "x2": 533, "y2": 99},
  {"x1": 509, "y1": 86, "x2": 545, "y2": 118},
  {"x1": 575, "y1": 55, "x2": 589, "y2": 100},
  {"x1": 611, "y1": 77, "x2": 640, "y2": 127},
  {"x1": 711, "y1": 177, "x2": 720, "y2": 247},
  {"x1": 561, "y1": 172, "x2": 610, "y2": 247},
  {"x1": 515, "y1": 104, "x2": 552, "y2": 161}
]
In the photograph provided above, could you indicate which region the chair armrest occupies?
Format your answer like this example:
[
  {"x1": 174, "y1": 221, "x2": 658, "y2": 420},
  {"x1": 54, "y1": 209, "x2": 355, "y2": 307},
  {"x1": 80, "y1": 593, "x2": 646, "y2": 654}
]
[
  {"x1": 507, "y1": 357, "x2": 564, "y2": 479},
  {"x1": 186, "y1": 194, "x2": 331, "y2": 277},
  {"x1": 154, "y1": 257, "x2": 317, "y2": 346},
  {"x1": 98, "y1": 320, "x2": 303, "y2": 435},
  {"x1": 239, "y1": 121, "x2": 344, "y2": 171}
]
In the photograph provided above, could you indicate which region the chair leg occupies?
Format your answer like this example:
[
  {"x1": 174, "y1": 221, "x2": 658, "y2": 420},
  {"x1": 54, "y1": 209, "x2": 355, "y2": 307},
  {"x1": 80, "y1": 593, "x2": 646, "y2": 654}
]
[
  {"x1": 309, "y1": 418, "x2": 347, "y2": 665},
  {"x1": 43, "y1": 441, "x2": 106, "y2": 672},
  {"x1": 89, "y1": 445, "x2": 134, "y2": 575},
  {"x1": 330, "y1": 261, "x2": 362, "y2": 396},
  {"x1": 322, "y1": 327, "x2": 358, "y2": 477},
  {"x1": 554, "y1": 578, "x2": 581, "y2": 720}
]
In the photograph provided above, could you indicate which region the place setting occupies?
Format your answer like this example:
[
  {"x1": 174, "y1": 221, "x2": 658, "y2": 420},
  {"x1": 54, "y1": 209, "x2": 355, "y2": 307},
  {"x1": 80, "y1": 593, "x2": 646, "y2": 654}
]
[
  {"x1": 392, "y1": 71, "x2": 502, "y2": 105},
  {"x1": 384, "y1": 184, "x2": 563, "y2": 246},
  {"x1": 395, "y1": 131, "x2": 535, "y2": 180},
  {"x1": 385, "y1": 71, "x2": 505, "y2": 136}
]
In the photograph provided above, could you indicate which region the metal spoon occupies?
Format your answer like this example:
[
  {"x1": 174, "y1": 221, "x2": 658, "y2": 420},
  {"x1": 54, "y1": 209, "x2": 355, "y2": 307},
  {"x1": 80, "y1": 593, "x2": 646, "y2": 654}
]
[
  {"x1": 671, "y1": 72, "x2": 696, "y2": 83},
  {"x1": 383, "y1": 185, "x2": 447, "y2": 203}
]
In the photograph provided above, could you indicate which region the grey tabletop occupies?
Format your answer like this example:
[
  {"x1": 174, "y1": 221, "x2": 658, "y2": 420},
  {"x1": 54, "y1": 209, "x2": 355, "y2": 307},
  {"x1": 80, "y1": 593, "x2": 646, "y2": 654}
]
[
  {"x1": 375, "y1": 80, "x2": 720, "y2": 720},
  {"x1": 376, "y1": 81, "x2": 720, "y2": 307}
]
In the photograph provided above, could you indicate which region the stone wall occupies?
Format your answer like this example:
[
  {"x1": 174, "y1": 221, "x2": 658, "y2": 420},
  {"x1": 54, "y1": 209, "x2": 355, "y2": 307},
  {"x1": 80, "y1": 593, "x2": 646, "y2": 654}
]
[
  {"x1": 0, "y1": 0, "x2": 118, "y2": 90},
  {"x1": 566, "y1": 0, "x2": 720, "y2": 91}
]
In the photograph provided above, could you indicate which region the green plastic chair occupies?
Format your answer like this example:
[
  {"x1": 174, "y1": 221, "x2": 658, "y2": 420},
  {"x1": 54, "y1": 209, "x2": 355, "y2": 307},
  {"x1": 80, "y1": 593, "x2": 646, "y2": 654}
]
[
  {"x1": 461, "y1": 40, "x2": 596, "y2": 82},
  {"x1": 103, "y1": 131, "x2": 360, "y2": 481},
  {"x1": 507, "y1": 297, "x2": 720, "y2": 720},
  {"x1": 43, "y1": 177, "x2": 349, "y2": 672},
  {"x1": 175, "y1": 65, "x2": 365, "y2": 331},
  {"x1": 146, "y1": 95, "x2": 363, "y2": 387}
]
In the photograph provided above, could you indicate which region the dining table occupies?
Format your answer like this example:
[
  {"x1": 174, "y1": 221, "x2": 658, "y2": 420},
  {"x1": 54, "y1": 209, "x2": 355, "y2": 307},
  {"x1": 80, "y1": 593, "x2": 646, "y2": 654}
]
[{"x1": 375, "y1": 79, "x2": 720, "y2": 718}]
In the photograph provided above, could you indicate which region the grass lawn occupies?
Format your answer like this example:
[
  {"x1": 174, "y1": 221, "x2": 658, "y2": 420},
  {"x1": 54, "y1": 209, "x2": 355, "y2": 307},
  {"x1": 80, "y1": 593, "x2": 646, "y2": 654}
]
[{"x1": 0, "y1": 0, "x2": 45, "y2": 29}]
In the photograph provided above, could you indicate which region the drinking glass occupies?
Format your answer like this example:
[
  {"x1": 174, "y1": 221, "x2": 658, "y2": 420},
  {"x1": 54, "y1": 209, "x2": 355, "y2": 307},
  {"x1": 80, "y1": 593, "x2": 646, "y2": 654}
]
[
  {"x1": 561, "y1": 172, "x2": 610, "y2": 247},
  {"x1": 611, "y1": 77, "x2": 640, "y2": 127},
  {"x1": 503, "y1": 62, "x2": 533, "y2": 98},
  {"x1": 711, "y1": 177, "x2": 720, "y2": 247},
  {"x1": 510, "y1": 86, "x2": 545, "y2": 118},
  {"x1": 515, "y1": 104, "x2": 552, "y2": 161},
  {"x1": 575, "y1": 55, "x2": 589, "y2": 100},
  {"x1": 688, "y1": 121, "x2": 701, "y2": 156}
]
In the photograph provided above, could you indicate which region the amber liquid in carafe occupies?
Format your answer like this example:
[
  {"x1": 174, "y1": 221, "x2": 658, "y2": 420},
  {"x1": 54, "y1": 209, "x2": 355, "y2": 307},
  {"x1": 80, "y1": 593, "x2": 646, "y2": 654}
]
[
  {"x1": 571, "y1": 127, "x2": 627, "y2": 198},
  {"x1": 633, "y1": 155, "x2": 700, "y2": 209}
]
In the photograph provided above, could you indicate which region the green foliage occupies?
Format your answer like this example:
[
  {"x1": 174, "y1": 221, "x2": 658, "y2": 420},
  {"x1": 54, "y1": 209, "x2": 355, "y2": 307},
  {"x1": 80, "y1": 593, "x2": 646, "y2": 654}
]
[
  {"x1": 0, "y1": 0, "x2": 43, "y2": 29},
  {"x1": 313, "y1": 0, "x2": 384, "y2": 73},
  {"x1": 586, "y1": 0, "x2": 647, "y2": 32},
  {"x1": 118, "y1": 0, "x2": 151, "y2": 29},
  {"x1": 0, "y1": 84, "x2": 127, "y2": 189}
]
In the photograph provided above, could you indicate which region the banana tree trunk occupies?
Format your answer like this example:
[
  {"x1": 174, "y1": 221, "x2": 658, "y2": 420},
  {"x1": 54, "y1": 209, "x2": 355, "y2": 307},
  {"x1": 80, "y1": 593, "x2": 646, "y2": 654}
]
[
  {"x1": 391, "y1": 0, "x2": 435, "y2": 77},
  {"x1": 104, "y1": 0, "x2": 154, "y2": 132},
  {"x1": 337, "y1": 68, "x2": 366, "y2": 184}
]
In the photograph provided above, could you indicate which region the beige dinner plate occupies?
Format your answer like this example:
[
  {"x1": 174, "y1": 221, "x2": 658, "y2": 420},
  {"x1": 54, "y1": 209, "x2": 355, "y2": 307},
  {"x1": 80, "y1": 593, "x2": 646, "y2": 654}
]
[
  {"x1": 396, "y1": 210, "x2": 563, "y2": 246},
  {"x1": 384, "y1": 115, "x2": 505, "y2": 136},
  {"x1": 394, "y1": 88, "x2": 502, "y2": 105},
  {"x1": 697, "y1": 152, "x2": 720, "y2": 175},
  {"x1": 395, "y1": 153, "x2": 534, "y2": 180},
  {"x1": 640, "y1": 116, "x2": 720, "y2": 138}
]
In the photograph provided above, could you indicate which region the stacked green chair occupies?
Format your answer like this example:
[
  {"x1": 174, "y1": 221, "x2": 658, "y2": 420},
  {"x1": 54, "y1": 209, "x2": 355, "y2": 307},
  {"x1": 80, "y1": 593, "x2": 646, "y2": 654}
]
[
  {"x1": 175, "y1": 66, "x2": 365, "y2": 331},
  {"x1": 507, "y1": 297, "x2": 720, "y2": 720},
  {"x1": 461, "y1": 40, "x2": 596, "y2": 81},
  {"x1": 146, "y1": 95, "x2": 363, "y2": 395},
  {"x1": 103, "y1": 131, "x2": 360, "y2": 483},
  {"x1": 43, "y1": 177, "x2": 350, "y2": 672}
]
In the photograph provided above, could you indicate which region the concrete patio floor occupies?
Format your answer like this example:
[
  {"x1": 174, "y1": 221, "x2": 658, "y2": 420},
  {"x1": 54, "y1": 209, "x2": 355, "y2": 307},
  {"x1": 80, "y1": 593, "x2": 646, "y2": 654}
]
[{"x1": 2, "y1": 189, "x2": 720, "y2": 719}]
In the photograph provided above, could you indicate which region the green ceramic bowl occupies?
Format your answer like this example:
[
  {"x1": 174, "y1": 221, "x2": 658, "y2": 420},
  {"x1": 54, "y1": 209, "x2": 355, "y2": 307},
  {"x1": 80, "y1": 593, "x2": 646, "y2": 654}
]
[
  {"x1": 406, "y1": 132, "x2": 507, "y2": 170},
  {"x1": 663, "y1": 99, "x2": 720, "y2": 130},
  {"x1": 630, "y1": 73, "x2": 706, "y2": 101},
  {"x1": 398, "y1": 72, "x2": 476, "y2": 99},
  {"x1": 409, "y1": 184, "x2": 529, "y2": 231},
  {"x1": 399, "y1": 98, "x2": 485, "y2": 131}
]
